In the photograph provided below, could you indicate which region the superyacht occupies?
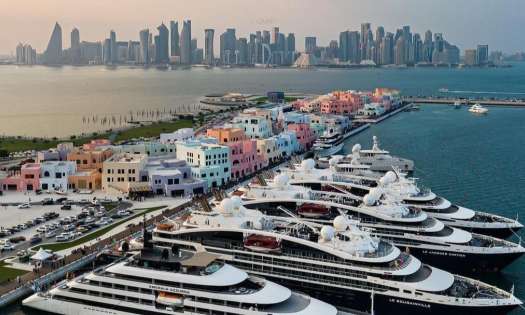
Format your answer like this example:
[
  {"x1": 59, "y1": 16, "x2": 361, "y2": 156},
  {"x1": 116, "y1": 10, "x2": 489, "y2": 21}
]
[
  {"x1": 285, "y1": 160, "x2": 522, "y2": 239},
  {"x1": 236, "y1": 173, "x2": 524, "y2": 273},
  {"x1": 313, "y1": 127, "x2": 345, "y2": 158},
  {"x1": 152, "y1": 197, "x2": 522, "y2": 315},
  {"x1": 23, "y1": 228, "x2": 337, "y2": 315}
]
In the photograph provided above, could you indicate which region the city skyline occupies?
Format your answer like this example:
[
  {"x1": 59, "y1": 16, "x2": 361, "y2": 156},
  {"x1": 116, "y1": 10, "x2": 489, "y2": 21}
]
[{"x1": 2, "y1": 0, "x2": 525, "y2": 55}]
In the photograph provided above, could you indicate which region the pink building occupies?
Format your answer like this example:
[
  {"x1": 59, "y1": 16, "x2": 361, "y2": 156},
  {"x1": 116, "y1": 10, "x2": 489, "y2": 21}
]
[
  {"x1": 82, "y1": 139, "x2": 112, "y2": 151},
  {"x1": 1, "y1": 163, "x2": 41, "y2": 192},
  {"x1": 206, "y1": 128, "x2": 267, "y2": 180},
  {"x1": 287, "y1": 123, "x2": 316, "y2": 151}
]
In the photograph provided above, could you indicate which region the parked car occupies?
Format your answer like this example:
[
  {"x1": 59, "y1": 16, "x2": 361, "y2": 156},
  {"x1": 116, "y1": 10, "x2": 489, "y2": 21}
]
[
  {"x1": 45, "y1": 230, "x2": 57, "y2": 238},
  {"x1": 42, "y1": 198, "x2": 54, "y2": 205},
  {"x1": 0, "y1": 242, "x2": 15, "y2": 251},
  {"x1": 60, "y1": 204, "x2": 72, "y2": 210},
  {"x1": 17, "y1": 203, "x2": 31, "y2": 209},
  {"x1": 9, "y1": 236, "x2": 26, "y2": 243},
  {"x1": 30, "y1": 235, "x2": 42, "y2": 244},
  {"x1": 55, "y1": 197, "x2": 68, "y2": 204}
]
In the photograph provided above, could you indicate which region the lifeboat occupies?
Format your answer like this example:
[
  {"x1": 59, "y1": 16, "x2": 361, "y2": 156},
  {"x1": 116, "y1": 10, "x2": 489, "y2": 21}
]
[
  {"x1": 156, "y1": 223, "x2": 174, "y2": 231},
  {"x1": 244, "y1": 234, "x2": 281, "y2": 253},
  {"x1": 156, "y1": 292, "x2": 184, "y2": 307},
  {"x1": 297, "y1": 203, "x2": 330, "y2": 218}
]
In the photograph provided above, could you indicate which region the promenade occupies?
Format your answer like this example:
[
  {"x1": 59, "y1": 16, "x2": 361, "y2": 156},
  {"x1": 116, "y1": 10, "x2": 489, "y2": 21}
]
[{"x1": 403, "y1": 96, "x2": 525, "y2": 107}]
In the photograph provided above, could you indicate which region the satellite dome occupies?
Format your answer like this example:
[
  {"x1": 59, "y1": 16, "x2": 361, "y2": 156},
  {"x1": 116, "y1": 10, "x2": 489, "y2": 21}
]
[
  {"x1": 219, "y1": 198, "x2": 234, "y2": 214},
  {"x1": 300, "y1": 159, "x2": 315, "y2": 171},
  {"x1": 273, "y1": 174, "x2": 290, "y2": 187},
  {"x1": 320, "y1": 226, "x2": 335, "y2": 241},
  {"x1": 363, "y1": 193, "x2": 378, "y2": 206},
  {"x1": 329, "y1": 155, "x2": 343, "y2": 166},
  {"x1": 333, "y1": 215, "x2": 349, "y2": 232},
  {"x1": 379, "y1": 172, "x2": 396, "y2": 186},
  {"x1": 352, "y1": 144, "x2": 362, "y2": 153},
  {"x1": 369, "y1": 187, "x2": 383, "y2": 199},
  {"x1": 253, "y1": 219, "x2": 263, "y2": 230},
  {"x1": 231, "y1": 196, "x2": 242, "y2": 210}
]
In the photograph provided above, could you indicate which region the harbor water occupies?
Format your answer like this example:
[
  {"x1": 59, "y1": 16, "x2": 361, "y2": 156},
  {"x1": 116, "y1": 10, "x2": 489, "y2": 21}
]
[{"x1": 1, "y1": 63, "x2": 525, "y2": 137}]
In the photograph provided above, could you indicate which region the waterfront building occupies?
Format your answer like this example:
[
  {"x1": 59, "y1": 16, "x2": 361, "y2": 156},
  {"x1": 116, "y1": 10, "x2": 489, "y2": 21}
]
[
  {"x1": 0, "y1": 163, "x2": 41, "y2": 192},
  {"x1": 170, "y1": 21, "x2": 180, "y2": 57},
  {"x1": 358, "y1": 102, "x2": 386, "y2": 117},
  {"x1": 139, "y1": 29, "x2": 150, "y2": 64},
  {"x1": 204, "y1": 29, "x2": 214, "y2": 65},
  {"x1": 236, "y1": 37, "x2": 249, "y2": 65},
  {"x1": 110, "y1": 30, "x2": 117, "y2": 64},
  {"x1": 285, "y1": 33, "x2": 296, "y2": 64},
  {"x1": 146, "y1": 157, "x2": 206, "y2": 196},
  {"x1": 232, "y1": 109, "x2": 273, "y2": 139},
  {"x1": 40, "y1": 161, "x2": 76, "y2": 191},
  {"x1": 305, "y1": 36, "x2": 317, "y2": 54},
  {"x1": 274, "y1": 131, "x2": 300, "y2": 156},
  {"x1": 380, "y1": 33, "x2": 394, "y2": 65},
  {"x1": 111, "y1": 141, "x2": 177, "y2": 157},
  {"x1": 36, "y1": 142, "x2": 74, "y2": 163},
  {"x1": 206, "y1": 128, "x2": 266, "y2": 180},
  {"x1": 361, "y1": 23, "x2": 372, "y2": 60},
  {"x1": 82, "y1": 139, "x2": 112, "y2": 151},
  {"x1": 80, "y1": 41, "x2": 103, "y2": 64},
  {"x1": 175, "y1": 140, "x2": 231, "y2": 188},
  {"x1": 477, "y1": 44, "x2": 489, "y2": 65},
  {"x1": 43, "y1": 22, "x2": 63, "y2": 65},
  {"x1": 70, "y1": 28, "x2": 81, "y2": 64},
  {"x1": 287, "y1": 123, "x2": 315, "y2": 151},
  {"x1": 220, "y1": 28, "x2": 236, "y2": 65},
  {"x1": 159, "y1": 128, "x2": 195, "y2": 144},
  {"x1": 284, "y1": 111, "x2": 310, "y2": 124},
  {"x1": 256, "y1": 138, "x2": 281, "y2": 165},
  {"x1": 292, "y1": 97, "x2": 322, "y2": 112},
  {"x1": 67, "y1": 147, "x2": 113, "y2": 190},
  {"x1": 155, "y1": 23, "x2": 169, "y2": 64},
  {"x1": 309, "y1": 114, "x2": 351, "y2": 133},
  {"x1": 103, "y1": 38, "x2": 111, "y2": 64},
  {"x1": 180, "y1": 20, "x2": 192, "y2": 64},
  {"x1": 102, "y1": 153, "x2": 148, "y2": 193},
  {"x1": 464, "y1": 49, "x2": 477, "y2": 66}
]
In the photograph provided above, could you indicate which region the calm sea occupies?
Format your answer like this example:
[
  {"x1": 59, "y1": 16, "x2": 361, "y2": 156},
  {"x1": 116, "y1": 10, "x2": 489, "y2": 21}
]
[
  {"x1": 2, "y1": 66, "x2": 525, "y2": 314},
  {"x1": 0, "y1": 63, "x2": 525, "y2": 137}
]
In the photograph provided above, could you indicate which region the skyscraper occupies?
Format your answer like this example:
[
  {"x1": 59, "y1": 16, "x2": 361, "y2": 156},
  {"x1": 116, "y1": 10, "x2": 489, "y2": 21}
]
[
  {"x1": 394, "y1": 36, "x2": 406, "y2": 65},
  {"x1": 204, "y1": 29, "x2": 214, "y2": 65},
  {"x1": 70, "y1": 28, "x2": 81, "y2": 64},
  {"x1": 156, "y1": 23, "x2": 169, "y2": 63},
  {"x1": 305, "y1": 36, "x2": 316, "y2": 54},
  {"x1": 43, "y1": 22, "x2": 63, "y2": 64},
  {"x1": 139, "y1": 29, "x2": 150, "y2": 64},
  {"x1": 285, "y1": 33, "x2": 295, "y2": 65},
  {"x1": 170, "y1": 21, "x2": 180, "y2": 57},
  {"x1": 272, "y1": 27, "x2": 280, "y2": 45},
  {"x1": 339, "y1": 31, "x2": 349, "y2": 62},
  {"x1": 103, "y1": 38, "x2": 111, "y2": 64},
  {"x1": 360, "y1": 23, "x2": 371, "y2": 60},
  {"x1": 236, "y1": 38, "x2": 248, "y2": 65},
  {"x1": 110, "y1": 30, "x2": 117, "y2": 64},
  {"x1": 380, "y1": 33, "x2": 394, "y2": 65},
  {"x1": 476, "y1": 45, "x2": 489, "y2": 65},
  {"x1": 348, "y1": 31, "x2": 360, "y2": 63},
  {"x1": 180, "y1": 20, "x2": 192, "y2": 64},
  {"x1": 220, "y1": 28, "x2": 236, "y2": 65},
  {"x1": 423, "y1": 30, "x2": 433, "y2": 63}
]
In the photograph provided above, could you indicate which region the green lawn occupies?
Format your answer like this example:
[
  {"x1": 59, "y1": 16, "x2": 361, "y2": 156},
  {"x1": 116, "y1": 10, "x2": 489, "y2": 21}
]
[
  {"x1": 0, "y1": 260, "x2": 29, "y2": 284},
  {"x1": 252, "y1": 96, "x2": 300, "y2": 105},
  {"x1": 113, "y1": 119, "x2": 193, "y2": 142},
  {"x1": 34, "y1": 206, "x2": 166, "y2": 252},
  {"x1": 0, "y1": 133, "x2": 110, "y2": 154}
]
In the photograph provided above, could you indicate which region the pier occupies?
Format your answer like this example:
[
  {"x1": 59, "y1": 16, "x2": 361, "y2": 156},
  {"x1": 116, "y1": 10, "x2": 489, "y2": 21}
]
[{"x1": 403, "y1": 96, "x2": 525, "y2": 107}]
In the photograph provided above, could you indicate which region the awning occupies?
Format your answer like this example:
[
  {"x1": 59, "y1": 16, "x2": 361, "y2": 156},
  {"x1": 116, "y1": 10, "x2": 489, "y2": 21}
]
[
  {"x1": 180, "y1": 251, "x2": 219, "y2": 268},
  {"x1": 31, "y1": 248, "x2": 53, "y2": 261}
]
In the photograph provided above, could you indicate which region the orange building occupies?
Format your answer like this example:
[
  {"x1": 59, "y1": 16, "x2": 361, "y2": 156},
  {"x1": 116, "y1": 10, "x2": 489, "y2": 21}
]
[{"x1": 67, "y1": 148, "x2": 113, "y2": 190}]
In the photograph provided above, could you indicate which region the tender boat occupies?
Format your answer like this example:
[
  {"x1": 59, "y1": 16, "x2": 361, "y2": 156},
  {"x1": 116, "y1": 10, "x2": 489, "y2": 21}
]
[{"x1": 469, "y1": 103, "x2": 488, "y2": 114}]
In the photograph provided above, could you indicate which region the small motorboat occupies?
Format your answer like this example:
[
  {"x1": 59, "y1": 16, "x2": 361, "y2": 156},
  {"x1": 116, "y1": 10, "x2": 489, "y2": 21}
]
[{"x1": 468, "y1": 103, "x2": 488, "y2": 114}]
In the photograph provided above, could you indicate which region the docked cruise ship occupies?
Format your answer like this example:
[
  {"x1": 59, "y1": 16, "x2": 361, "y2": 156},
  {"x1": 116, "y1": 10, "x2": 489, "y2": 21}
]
[
  {"x1": 236, "y1": 174, "x2": 524, "y2": 273},
  {"x1": 284, "y1": 160, "x2": 522, "y2": 239},
  {"x1": 152, "y1": 197, "x2": 521, "y2": 315},
  {"x1": 313, "y1": 127, "x2": 344, "y2": 158},
  {"x1": 23, "y1": 231, "x2": 337, "y2": 315},
  {"x1": 318, "y1": 136, "x2": 414, "y2": 172}
]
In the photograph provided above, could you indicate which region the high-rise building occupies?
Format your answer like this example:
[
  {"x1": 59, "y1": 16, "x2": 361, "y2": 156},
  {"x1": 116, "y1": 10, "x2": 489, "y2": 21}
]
[
  {"x1": 43, "y1": 22, "x2": 63, "y2": 65},
  {"x1": 305, "y1": 36, "x2": 316, "y2": 54},
  {"x1": 339, "y1": 31, "x2": 349, "y2": 62},
  {"x1": 204, "y1": 29, "x2": 214, "y2": 65},
  {"x1": 348, "y1": 31, "x2": 360, "y2": 63},
  {"x1": 180, "y1": 20, "x2": 192, "y2": 64},
  {"x1": 109, "y1": 30, "x2": 117, "y2": 63},
  {"x1": 16, "y1": 43, "x2": 25, "y2": 64},
  {"x1": 220, "y1": 28, "x2": 236, "y2": 65},
  {"x1": 80, "y1": 41, "x2": 102, "y2": 64},
  {"x1": 139, "y1": 29, "x2": 150, "y2": 64},
  {"x1": 422, "y1": 30, "x2": 433, "y2": 63},
  {"x1": 380, "y1": 33, "x2": 394, "y2": 65},
  {"x1": 236, "y1": 38, "x2": 248, "y2": 65},
  {"x1": 374, "y1": 26, "x2": 385, "y2": 64},
  {"x1": 464, "y1": 49, "x2": 477, "y2": 66},
  {"x1": 394, "y1": 36, "x2": 406, "y2": 65},
  {"x1": 476, "y1": 45, "x2": 489, "y2": 65},
  {"x1": 70, "y1": 28, "x2": 81, "y2": 64},
  {"x1": 156, "y1": 23, "x2": 169, "y2": 63},
  {"x1": 103, "y1": 38, "x2": 111, "y2": 64},
  {"x1": 360, "y1": 23, "x2": 371, "y2": 60},
  {"x1": 272, "y1": 27, "x2": 279, "y2": 45},
  {"x1": 285, "y1": 33, "x2": 295, "y2": 65},
  {"x1": 170, "y1": 21, "x2": 180, "y2": 57}
]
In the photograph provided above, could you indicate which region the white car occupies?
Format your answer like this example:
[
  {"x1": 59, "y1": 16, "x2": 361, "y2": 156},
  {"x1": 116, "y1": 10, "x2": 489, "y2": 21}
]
[
  {"x1": 1, "y1": 243, "x2": 15, "y2": 251},
  {"x1": 45, "y1": 230, "x2": 57, "y2": 238},
  {"x1": 94, "y1": 211, "x2": 104, "y2": 218},
  {"x1": 17, "y1": 203, "x2": 31, "y2": 209},
  {"x1": 36, "y1": 226, "x2": 47, "y2": 233},
  {"x1": 56, "y1": 233, "x2": 73, "y2": 242}
]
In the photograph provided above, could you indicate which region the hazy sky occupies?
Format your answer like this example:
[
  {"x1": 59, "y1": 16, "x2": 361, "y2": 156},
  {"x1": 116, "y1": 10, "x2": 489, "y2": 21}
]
[{"x1": 1, "y1": 0, "x2": 524, "y2": 54}]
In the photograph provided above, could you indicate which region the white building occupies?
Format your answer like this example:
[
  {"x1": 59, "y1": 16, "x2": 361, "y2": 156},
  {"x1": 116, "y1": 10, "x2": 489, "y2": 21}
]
[
  {"x1": 40, "y1": 161, "x2": 77, "y2": 191},
  {"x1": 232, "y1": 110, "x2": 273, "y2": 139},
  {"x1": 175, "y1": 140, "x2": 231, "y2": 188},
  {"x1": 159, "y1": 128, "x2": 195, "y2": 144}
]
